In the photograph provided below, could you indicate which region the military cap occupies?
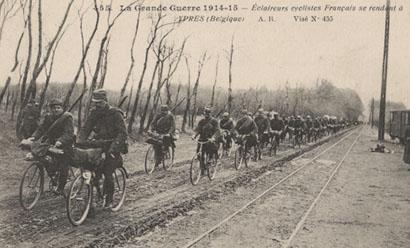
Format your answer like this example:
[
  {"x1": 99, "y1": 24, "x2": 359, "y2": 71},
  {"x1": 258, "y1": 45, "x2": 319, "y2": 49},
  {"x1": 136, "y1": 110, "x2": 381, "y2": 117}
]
[
  {"x1": 49, "y1": 98, "x2": 63, "y2": 107},
  {"x1": 92, "y1": 89, "x2": 108, "y2": 102},
  {"x1": 257, "y1": 108, "x2": 264, "y2": 113},
  {"x1": 222, "y1": 112, "x2": 229, "y2": 117},
  {"x1": 204, "y1": 107, "x2": 211, "y2": 114}
]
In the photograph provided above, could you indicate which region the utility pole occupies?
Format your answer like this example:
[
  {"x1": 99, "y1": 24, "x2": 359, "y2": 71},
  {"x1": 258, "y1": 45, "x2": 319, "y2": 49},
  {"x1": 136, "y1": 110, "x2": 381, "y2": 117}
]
[{"x1": 378, "y1": 0, "x2": 390, "y2": 142}]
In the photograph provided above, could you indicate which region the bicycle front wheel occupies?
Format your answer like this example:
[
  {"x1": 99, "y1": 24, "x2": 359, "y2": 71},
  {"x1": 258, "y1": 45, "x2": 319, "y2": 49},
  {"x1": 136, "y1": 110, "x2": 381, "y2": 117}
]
[
  {"x1": 111, "y1": 167, "x2": 127, "y2": 212},
  {"x1": 190, "y1": 155, "x2": 201, "y2": 185},
  {"x1": 144, "y1": 146, "x2": 156, "y2": 174},
  {"x1": 162, "y1": 146, "x2": 175, "y2": 171},
  {"x1": 66, "y1": 174, "x2": 92, "y2": 226},
  {"x1": 234, "y1": 147, "x2": 244, "y2": 170},
  {"x1": 207, "y1": 155, "x2": 217, "y2": 181},
  {"x1": 19, "y1": 163, "x2": 44, "y2": 210}
]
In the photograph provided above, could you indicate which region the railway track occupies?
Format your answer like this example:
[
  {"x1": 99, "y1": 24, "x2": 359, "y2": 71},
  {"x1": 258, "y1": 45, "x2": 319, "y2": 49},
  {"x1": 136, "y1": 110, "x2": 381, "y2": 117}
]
[
  {"x1": 180, "y1": 127, "x2": 362, "y2": 248},
  {"x1": 0, "y1": 127, "x2": 356, "y2": 247}
]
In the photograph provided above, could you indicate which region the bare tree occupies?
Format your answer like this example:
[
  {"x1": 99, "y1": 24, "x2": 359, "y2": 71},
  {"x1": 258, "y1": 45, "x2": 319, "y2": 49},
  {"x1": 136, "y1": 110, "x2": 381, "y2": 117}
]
[
  {"x1": 210, "y1": 55, "x2": 219, "y2": 107},
  {"x1": 119, "y1": 10, "x2": 141, "y2": 105},
  {"x1": 20, "y1": 0, "x2": 33, "y2": 105},
  {"x1": 97, "y1": 36, "x2": 110, "y2": 88},
  {"x1": 181, "y1": 56, "x2": 191, "y2": 132},
  {"x1": 62, "y1": 0, "x2": 99, "y2": 109},
  {"x1": 84, "y1": 0, "x2": 138, "y2": 118},
  {"x1": 0, "y1": 77, "x2": 10, "y2": 106},
  {"x1": 22, "y1": 0, "x2": 75, "y2": 107},
  {"x1": 226, "y1": 35, "x2": 234, "y2": 114},
  {"x1": 145, "y1": 36, "x2": 186, "y2": 131},
  {"x1": 172, "y1": 82, "x2": 181, "y2": 109},
  {"x1": 38, "y1": 29, "x2": 66, "y2": 111},
  {"x1": 5, "y1": 88, "x2": 11, "y2": 112},
  {"x1": 138, "y1": 53, "x2": 160, "y2": 134},
  {"x1": 128, "y1": 11, "x2": 164, "y2": 133},
  {"x1": 190, "y1": 51, "x2": 208, "y2": 128},
  {"x1": 0, "y1": 0, "x2": 21, "y2": 48}
]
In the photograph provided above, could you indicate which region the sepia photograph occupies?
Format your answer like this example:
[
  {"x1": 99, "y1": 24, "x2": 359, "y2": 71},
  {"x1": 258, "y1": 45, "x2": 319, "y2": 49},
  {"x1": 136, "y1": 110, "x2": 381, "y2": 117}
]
[{"x1": 0, "y1": 0, "x2": 409, "y2": 247}]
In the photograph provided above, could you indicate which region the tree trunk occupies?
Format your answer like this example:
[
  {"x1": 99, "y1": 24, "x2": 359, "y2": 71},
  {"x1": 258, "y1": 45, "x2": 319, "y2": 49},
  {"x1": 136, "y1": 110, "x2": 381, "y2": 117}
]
[
  {"x1": 227, "y1": 35, "x2": 234, "y2": 114},
  {"x1": 0, "y1": 77, "x2": 11, "y2": 106},
  {"x1": 139, "y1": 60, "x2": 159, "y2": 134},
  {"x1": 119, "y1": 10, "x2": 140, "y2": 103},
  {"x1": 128, "y1": 13, "x2": 162, "y2": 133},
  {"x1": 210, "y1": 56, "x2": 219, "y2": 107},
  {"x1": 181, "y1": 58, "x2": 191, "y2": 132},
  {"x1": 5, "y1": 89, "x2": 11, "y2": 112},
  {"x1": 63, "y1": 0, "x2": 99, "y2": 109}
]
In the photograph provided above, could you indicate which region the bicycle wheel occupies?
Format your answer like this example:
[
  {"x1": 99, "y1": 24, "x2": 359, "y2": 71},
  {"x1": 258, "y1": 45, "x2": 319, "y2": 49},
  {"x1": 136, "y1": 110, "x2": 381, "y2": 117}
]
[
  {"x1": 207, "y1": 154, "x2": 217, "y2": 181},
  {"x1": 162, "y1": 146, "x2": 175, "y2": 171},
  {"x1": 244, "y1": 147, "x2": 250, "y2": 168},
  {"x1": 66, "y1": 173, "x2": 92, "y2": 226},
  {"x1": 190, "y1": 155, "x2": 201, "y2": 185},
  {"x1": 234, "y1": 147, "x2": 244, "y2": 170},
  {"x1": 111, "y1": 167, "x2": 127, "y2": 212},
  {"x1": 144, "y1": 146, "x2": 156, "y2": 174},
  {"x1": 19, "y1": 163, "x2": 44, "y2": 210},
  {"x1": 269, "y1": 138, "x2": 277, "y2": 156}
]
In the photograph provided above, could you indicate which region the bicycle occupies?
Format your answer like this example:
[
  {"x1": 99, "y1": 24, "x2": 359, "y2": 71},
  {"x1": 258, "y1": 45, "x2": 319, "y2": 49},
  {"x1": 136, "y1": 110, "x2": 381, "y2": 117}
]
[
  {"x1": 234, "y1": 134, "x2": 254, "y2": 170},
  {"x1": 144, "y1": 132, "x2": 175, "y2": 174},
  {"x1": 19, "y1": 143, "x2": 77, "y2": 211},
  {"x1": 293, "y1": 128, "x2": 303, "y2": 148},
  {"x1": 269, "y1": 130, "x2": 281, "y2": 156},
  {"x1": 190, "y1": 139, "x2": 218, "y2": 185},
  {"x1": 217, "y1": 130, "x2": 234, "y2": 159},
  {"x1": 66, "y1": 141, "x2": 128, "y2": 226},
  {"x1": 257, "y1": 131, "x2": 272, "y2": 159}
]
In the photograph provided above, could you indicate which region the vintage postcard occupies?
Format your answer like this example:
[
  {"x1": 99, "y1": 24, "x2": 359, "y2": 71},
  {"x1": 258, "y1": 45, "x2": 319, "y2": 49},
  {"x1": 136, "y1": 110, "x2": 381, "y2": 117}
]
[{"x1": 0, "y1": 0, "x2": 409, "y2": 247}]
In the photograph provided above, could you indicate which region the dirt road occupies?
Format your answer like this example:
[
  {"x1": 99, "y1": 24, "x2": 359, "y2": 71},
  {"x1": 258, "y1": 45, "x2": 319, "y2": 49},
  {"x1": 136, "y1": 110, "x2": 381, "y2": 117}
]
[
  {"x1": 3, "y1": 125, "x2": 407, "y2": 248},
  {"x1": 123, "y1": 127, "x2": 410, "y2": 248}
]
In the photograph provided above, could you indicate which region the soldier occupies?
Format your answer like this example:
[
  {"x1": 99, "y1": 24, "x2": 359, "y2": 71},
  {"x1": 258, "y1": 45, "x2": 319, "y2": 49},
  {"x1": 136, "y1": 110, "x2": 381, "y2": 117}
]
[
  {"x1": 270, "y1": 112, "x2": 285, "y2": 145},
  {"x1": 254, "y1": 109, "x2": 270, "y2": 159},
  {"x1": 192, "y1": 107, "x2": 220, "y2": 175},
  {"x1": 219, "y1": 112, "x2": 235, "y2": 151},
  {"x1": 20, "y1": 99, "x2": 41, "y2": 139},
  {"x1": 29, "y1": 99, "x2": 74, "y2": 194},
  {"x1": 305, "y1": 115, "x2": 313, "y2": 142},
  {"x1": 235, "y1": 109, "x2": 258, "y2": 160},
  {"x1": 78, "y1": 89, "x2": 128, "y2": 209},
  {"x1": 151, "y1": 105, "x2": 176, "y2": 166}
]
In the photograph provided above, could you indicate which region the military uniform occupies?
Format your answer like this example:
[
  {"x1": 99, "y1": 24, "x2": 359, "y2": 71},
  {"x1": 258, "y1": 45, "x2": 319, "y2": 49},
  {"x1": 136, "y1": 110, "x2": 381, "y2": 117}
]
[
  {"x1": 78, "y1": 89, "x2": 128, "y2": 206},
  {"x1": 151, "y1": 110, "x2": 176, "y2": 164},
  {"x1": 195, "y1": 116, "x2": 219, "y2": 141},
  {"x1": 235, "y1": 115, "x2": 258, "y2": 150},
  {"x1": 270, "y1": 118, "x2": 284, "y2": 131},
  {"x1": 21, "y1": 104, "x2": 40, "y2": 139},
  {"x1": 32, "y1": 105, "x2": 74, "y2": 192},
  {"x1": 270, "y1": 117, "x2": 284, "y2": 144},
  {"x1": 254, "y1": 115, "x2": 270, "y2": 134},
  {"x1": 220, "y1": 117, "x2": 234, "y2": 131},
  {"x1": 220, "y1": 117, "x2": 234, "y2": 149},
  {"x1": 151, "y1": 112, "x2": 176, "y2": 135},
  {"x1": 235, "y1": 115, "x2": 258, "y2": 135}
]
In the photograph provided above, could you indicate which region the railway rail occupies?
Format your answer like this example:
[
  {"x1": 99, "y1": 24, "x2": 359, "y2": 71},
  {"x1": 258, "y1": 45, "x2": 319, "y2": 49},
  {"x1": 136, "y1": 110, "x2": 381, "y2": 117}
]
[{"x1": 182, "y1": 127, "x2": 363, "y2": 248}]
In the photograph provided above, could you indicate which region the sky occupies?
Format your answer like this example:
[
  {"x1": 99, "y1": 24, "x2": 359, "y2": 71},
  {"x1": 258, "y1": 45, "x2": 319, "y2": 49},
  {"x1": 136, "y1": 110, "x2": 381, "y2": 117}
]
[{"x1": 1, "y1": 0, "x2": 409, "y2": 113}]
